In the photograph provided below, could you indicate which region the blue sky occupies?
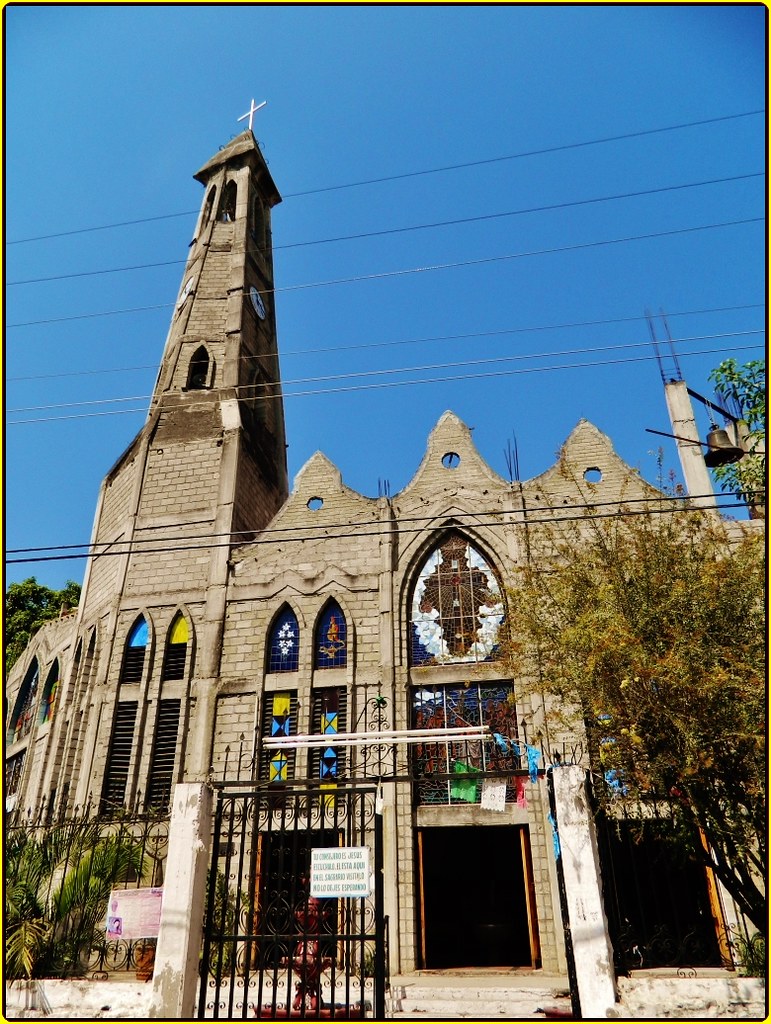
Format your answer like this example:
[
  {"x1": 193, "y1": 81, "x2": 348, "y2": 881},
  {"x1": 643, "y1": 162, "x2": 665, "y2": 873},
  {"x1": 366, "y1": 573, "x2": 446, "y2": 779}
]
[{"x1": 4, "y1": 4, "x2": 766, "y2": 591}]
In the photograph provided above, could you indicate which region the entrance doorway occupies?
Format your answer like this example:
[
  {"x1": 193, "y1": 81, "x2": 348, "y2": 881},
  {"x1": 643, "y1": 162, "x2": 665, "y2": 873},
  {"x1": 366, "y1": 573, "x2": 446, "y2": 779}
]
[{"x1": 418, "y1": 825, "x2": 539, "y2": 969}]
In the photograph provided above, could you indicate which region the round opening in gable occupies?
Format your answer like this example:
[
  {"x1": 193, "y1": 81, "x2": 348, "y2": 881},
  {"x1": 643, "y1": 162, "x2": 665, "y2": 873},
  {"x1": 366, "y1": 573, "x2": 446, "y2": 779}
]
[
  {"x1": 442, "y1": 452, "x2": 461, "y2": 469},
  {"x1": 307, "y1": 497, "x2": 324, "y2": 511},
  {"x1": 584, "y1": 467, "x2": 603, "y2": 483}
]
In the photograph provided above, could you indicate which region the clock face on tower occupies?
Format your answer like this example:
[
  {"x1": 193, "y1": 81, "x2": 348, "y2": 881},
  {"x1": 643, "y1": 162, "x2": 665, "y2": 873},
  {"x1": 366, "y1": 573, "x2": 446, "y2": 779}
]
[{"x1": 250, "y1": 286, "x2": 267, "y2": 320}]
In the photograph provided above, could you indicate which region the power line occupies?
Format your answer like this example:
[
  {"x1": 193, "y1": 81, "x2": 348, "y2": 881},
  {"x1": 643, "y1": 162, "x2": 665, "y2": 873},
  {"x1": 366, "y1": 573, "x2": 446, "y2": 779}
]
[
  {"x1": 3, "y1": 492, "x2": 743, "y2": 556},
  {"x1": 7, "y1": 301, "x2": 174, "y2": 329},
  {"x1": 5, "y1": 108, "x2": 763, "y2": 245},
  {"x1": 5, "y1": 303, "x2": 765, "y2": 381},
  {"x1": 7, "y1": 172, "x2": 763, "y2": 287},
  {"x1": 4, "y1": 497, "x2": 754, "y2": 565},
  {"x1": 6, "y1": 330, "x2": 764, "y2": 416},
  {"x1": 6, "y1": 341, "x2": 763, "y2": 426},
  {"x1": 263, "y1": 218, "x2": 764, "y2": 297},
  {"x1": 6, "y1": 216, "x2": 763, "y2": 329},
  {"x1": 283, "y1": 111, "x2": 766, "y2": 198}
]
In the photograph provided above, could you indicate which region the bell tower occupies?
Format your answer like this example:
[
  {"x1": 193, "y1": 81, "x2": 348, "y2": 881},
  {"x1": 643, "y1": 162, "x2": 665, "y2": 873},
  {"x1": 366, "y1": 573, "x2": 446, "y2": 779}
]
[
  {"x1": 68, "y1": 128, "x2": 292, "y2": 805},
  {"x1": 149, "y1": 128, "x2": 289, "y2": 534},
  {"x1": 79, "y1": 129, "x2": 289, "y2": 624}
]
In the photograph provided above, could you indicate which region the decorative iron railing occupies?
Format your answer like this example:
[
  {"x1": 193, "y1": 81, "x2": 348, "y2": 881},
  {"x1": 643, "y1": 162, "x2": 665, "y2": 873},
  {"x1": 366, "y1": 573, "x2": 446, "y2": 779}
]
[
  {"x1": 199, "y1": 781, "x2": 385, "y2": 1020},
  {"x1": 4, "y1": 804, "x2": 170, "y2": 979}
]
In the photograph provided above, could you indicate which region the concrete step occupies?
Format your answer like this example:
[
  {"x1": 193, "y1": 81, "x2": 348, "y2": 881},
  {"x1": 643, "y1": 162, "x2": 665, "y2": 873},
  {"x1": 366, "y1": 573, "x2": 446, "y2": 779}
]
[
  {"x1": 386, "y1": 980, "x2": 571, "y2": 1020},
  {"x1": 389, "y1": 1002, "x2": 562, "y2": 1019}
]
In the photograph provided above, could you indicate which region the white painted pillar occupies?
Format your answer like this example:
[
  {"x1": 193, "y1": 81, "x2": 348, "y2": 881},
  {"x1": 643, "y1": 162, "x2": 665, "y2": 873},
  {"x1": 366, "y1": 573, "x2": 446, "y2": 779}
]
[
  {"x1": 664, "y1": 381, "x2": 715, "y2": 510},
  {"x1": 551, "y1": 766, "x2": 618, "y2": 1018},
  {"x1": 148, "y1": 783, "x2": 213, "y2": 1019}
]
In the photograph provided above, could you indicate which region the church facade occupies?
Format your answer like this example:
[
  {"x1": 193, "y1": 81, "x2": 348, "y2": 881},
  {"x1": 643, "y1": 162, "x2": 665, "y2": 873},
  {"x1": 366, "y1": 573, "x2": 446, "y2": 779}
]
[{"x1": 6, "y1": 129, "x2": 671, "y2": 977}]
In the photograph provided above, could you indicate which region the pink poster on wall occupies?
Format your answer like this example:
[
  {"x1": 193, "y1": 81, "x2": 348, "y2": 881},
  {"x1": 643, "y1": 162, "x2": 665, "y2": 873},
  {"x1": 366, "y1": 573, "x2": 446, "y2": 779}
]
[{"x1": 105, "y1": 888, "x2": 163, "y2": 940}]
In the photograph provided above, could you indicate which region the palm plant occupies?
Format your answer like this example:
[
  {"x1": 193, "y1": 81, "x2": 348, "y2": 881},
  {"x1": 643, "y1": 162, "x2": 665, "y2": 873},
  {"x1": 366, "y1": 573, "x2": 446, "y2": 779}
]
[{"x1": 5, "y1": 819, "x2": 146, "y2": 979}]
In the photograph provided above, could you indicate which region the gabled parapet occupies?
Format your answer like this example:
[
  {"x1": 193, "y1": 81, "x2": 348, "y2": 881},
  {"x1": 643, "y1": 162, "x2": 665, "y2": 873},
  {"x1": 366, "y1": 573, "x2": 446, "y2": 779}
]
[
  {"x1": 524, "y1": 418, "x2": 661, "y2": 504},
  {"x1": 398, "y1": 411, "x2": 509, "y2": 501}
]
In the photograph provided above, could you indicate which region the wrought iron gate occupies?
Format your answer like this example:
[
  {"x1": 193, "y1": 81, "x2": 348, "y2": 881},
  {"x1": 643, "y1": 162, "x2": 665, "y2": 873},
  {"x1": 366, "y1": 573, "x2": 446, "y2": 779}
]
[
  {"x1": 198, "y1": 782, "x2": 384, "y2": 1019},
  {"x1": 595, "y1": 806, "x2": 726, "y2": 972}
]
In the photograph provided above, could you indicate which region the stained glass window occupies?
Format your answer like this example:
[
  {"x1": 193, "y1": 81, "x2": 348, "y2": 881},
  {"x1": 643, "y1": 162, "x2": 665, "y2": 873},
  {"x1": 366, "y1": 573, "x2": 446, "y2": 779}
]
[
  {"x1": 6, "y1": 752, "x2": 26, "y2": 798},
  {"x1": 121, "y1": 617, "x2": 148, "y2": 683},
  {"x1": 315, "y1": 602, "x2": 347, "y2": 669},
  {"x1": 162, "y1": 613, "x2": 189, "y2": 680},
  {"x1": 311, "y1": 688, "x2": 348, "y2": 783},
  {"x1": 410, "y1": 532, "x2": 504, "y2": 666},
  {"x1": 261, "y1": 691, "x2": 298, "y2": 783},
  {"x1": 268, "y1": 607, "x2": 300, "y2": 672},
  {"x1": 8, "y1": 660, "x2": 39, "y2": 744},
  {"x1": 411, "y1": 682, "x2": 520, "y2": 805},
  {"x1": 40, "y1": 660, "x2": 60, "y2": 725}
]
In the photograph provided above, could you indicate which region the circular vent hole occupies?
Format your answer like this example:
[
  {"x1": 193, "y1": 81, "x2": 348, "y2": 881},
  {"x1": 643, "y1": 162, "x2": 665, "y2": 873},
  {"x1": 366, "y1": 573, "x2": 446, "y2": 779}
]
[
  {"x1": 442, "y1": 452, "x2": 461, "y2": 469},
  {"x1": 307, "y1": 497, "x2": 324, "y2": 511},
  {"x1": 584, "y1": 467, "x2": 603, "y2": 483}
]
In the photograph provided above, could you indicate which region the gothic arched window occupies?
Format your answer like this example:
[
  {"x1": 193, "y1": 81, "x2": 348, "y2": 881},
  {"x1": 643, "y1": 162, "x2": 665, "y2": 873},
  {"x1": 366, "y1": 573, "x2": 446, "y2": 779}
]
[
  {"x1": 187, "y1": 346, "x2": 211, "y2": 390},
  {"x1": 161, "y1": 613, "x2": 189, "y2": 681},
  {"x1": 268, "y1": 607, "x2": 300, "y2": 673},
  {"x1": 120, "y1": 616, "x2": 148, "y2": 684},
  {"x1": 40, "y1": 659, "x2": 60, "y2": 725},
  {"x1": 315, "y1": 601, "x2": 347, "y2": 669},
  {"x1": 8, "y1": 659, "x2": 39, "y2": 744},
  {"x1": 203, "y1": 186, "x2": 217, "y2": 224},
  {"x1": 218, "y1": 180, "x2": 237, "y2": 222},
  {"x1": 410, "y1": 532, "x2": 504, "y2": 666}
]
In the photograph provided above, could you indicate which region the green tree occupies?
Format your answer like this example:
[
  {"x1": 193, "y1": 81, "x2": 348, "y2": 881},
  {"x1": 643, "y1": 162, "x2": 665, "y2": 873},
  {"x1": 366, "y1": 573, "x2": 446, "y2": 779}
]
[
  {"x1": 5, "y1": 820, "x2": 146, "y2": 979},
  {"x1": 708, "y1": 358, "x2": 766, "y2": 508},
  {"x1": 4, "y1": 578, "x2": 81, "y2": 673},
  {"x1": 504, "y1": 504, "x2": 765, "y2": 934}
]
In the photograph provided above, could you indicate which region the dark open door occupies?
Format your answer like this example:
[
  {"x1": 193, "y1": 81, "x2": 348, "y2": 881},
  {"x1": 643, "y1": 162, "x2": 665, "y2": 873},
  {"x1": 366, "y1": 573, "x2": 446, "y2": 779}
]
[{"x1": 418, "y1": 825, "x2": 538, "y2": 969}]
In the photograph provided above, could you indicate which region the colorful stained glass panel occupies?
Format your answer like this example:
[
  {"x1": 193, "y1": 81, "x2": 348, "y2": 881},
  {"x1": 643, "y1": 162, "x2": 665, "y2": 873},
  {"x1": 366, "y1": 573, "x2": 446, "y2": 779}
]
[
  {"x1": 9, "y1": 661, "x2": 39, "y2": 744},
  {"x1": 412, "y1": 682, "x2": 520, "y2": 805},
  {"x1": 127, "y1": 618, "x2": 149, "y2": 648},
  {"x1": 315, "y1": 603, "x2": 347, "y2": 669},
  {"x1": 410, "y1": 533, "x2": 504, "y2": 666},
  {"x1": 40, "y1": 661, "x2": 59, "y2": 725},
  {"x1": 268, "y1": 608, "x2": 300, "y2": 672},
  {"x1": 169, "y1": 615, "x2": 189, "y2": 645}
]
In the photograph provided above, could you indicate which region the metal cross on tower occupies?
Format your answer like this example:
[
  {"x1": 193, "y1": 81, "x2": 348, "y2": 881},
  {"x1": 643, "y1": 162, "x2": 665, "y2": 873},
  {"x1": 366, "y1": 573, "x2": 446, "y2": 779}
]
[{"x1": 238, "y1": 98, "x2": 267, "y2": 131}]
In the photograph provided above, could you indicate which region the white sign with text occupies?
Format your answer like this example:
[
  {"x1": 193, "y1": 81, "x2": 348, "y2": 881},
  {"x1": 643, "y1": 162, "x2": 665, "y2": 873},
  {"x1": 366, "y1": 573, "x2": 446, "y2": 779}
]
[{"x1": 310, "y1": 846, "x2": 371, "y2": 898}]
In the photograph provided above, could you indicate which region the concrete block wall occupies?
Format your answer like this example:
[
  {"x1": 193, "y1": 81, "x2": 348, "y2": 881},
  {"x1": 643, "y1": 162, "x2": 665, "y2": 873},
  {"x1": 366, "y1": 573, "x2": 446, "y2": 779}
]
[
  {"x1": 186, "y1": 248, "x2": 231, "y2": 336},
  {"x1": 124, "y1": 529, "x2": 213, "y2": 599},
  {"x1": 140, "y1": 442, "x2": 221, "y2": 518},
  {"x1": 5, "y1": 615, "x2": 78, "y2": 817},
  {"x1": 231, "y1": 443, "x2": 286, "y2": 541},
  {"x1": 98, "y1": 457, "x2": 137, "y2": 537},
  {"x1": 211, "y1": 691, "x2": 259, "y2": 778},
  {"x1": 84, "y1": 546, "x2": 123, "y2": 614}
]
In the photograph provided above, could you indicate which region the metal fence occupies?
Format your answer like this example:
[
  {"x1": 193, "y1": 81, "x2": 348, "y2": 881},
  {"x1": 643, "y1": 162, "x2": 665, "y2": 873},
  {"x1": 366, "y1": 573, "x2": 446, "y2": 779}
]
[
  {"x1": 5, "y1": 804, "x2": 169, "y2": 978},
  {"x1": 198, "y1": 782, "x2": 385, "y2": 1020},
  {"x1": 594, "y1": 795, "x2": 728, "y2": 972}
]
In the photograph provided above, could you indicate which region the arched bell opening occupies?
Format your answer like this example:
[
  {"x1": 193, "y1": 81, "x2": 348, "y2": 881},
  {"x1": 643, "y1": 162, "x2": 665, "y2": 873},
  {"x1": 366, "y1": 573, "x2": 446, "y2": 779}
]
[
  {"x1": 187, "y1": 346, "x2": 213, "y2": 390},
  {"x1": 217, "y1": 180, "x2": 237, "y2": 223}
]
